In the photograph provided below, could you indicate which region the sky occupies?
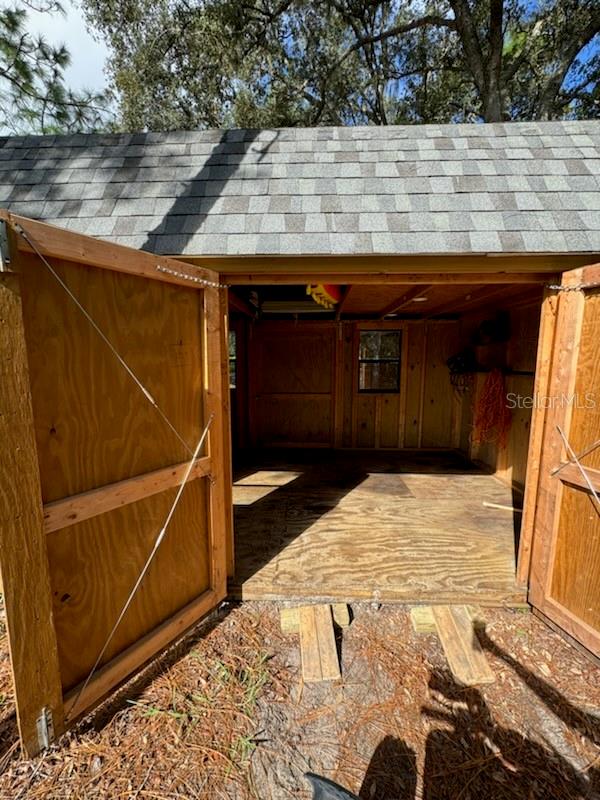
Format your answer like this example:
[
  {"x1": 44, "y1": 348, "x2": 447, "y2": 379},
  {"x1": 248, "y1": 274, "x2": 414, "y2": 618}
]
[{"x1": 26, "y1": 0, "x2": 109, "y2": 93}]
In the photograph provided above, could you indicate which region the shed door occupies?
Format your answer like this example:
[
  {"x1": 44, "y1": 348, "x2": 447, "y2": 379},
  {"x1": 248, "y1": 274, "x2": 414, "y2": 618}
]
[
  {"x1": 525, "y1": 263, "x2": 600, "y2": 658},
  {"x1": 0, "y1": 212, "x2": 232, "y2": 755}
]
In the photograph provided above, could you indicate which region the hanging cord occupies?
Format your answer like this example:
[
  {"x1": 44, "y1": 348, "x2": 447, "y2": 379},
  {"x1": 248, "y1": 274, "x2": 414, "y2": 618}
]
[
  {"x1": 14, "y1": 223, "x2": 194, "y2": 457},
  {"x1": 64, "y1": 414, "x2": 214, "y2": 723},
  {"x1": 556, "y1": 425, "x2": 600, "y2": 517}
]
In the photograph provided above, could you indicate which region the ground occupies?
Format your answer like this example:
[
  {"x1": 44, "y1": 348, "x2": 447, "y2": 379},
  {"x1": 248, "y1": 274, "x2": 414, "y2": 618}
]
[{"x1": 0, "y1": 601, "x2": 599, "y2": 799}]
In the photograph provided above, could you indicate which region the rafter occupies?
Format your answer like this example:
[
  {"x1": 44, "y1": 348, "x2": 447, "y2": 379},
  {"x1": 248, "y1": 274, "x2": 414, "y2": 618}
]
[{"x1": 379, "y1": 285, "x2": 431, "y2": 318}]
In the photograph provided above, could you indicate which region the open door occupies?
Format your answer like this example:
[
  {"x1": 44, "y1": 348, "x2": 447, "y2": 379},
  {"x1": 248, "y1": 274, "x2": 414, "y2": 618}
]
[
  {"x1": 520, "y1": 262, "x2": 600, "y2": 659},
  {"x1": 0, "y1": 212, "x2": 233, "y2": 755}
]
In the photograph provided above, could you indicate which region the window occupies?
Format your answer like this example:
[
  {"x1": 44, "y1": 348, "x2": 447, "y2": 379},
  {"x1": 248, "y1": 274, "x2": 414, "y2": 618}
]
[
  {"x1": 358, "y1": 330, "x2": 401, "y2": 393},
  {"x1": 228, "y1": 330, "x2": 236, "y2": 389}
]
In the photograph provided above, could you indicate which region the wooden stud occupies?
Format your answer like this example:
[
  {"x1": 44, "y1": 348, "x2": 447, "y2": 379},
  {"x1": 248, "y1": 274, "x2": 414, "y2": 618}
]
[
  {"x1": 0, "y1": 259, "x2": 65, "y2": 756},
  {"x1": 203, "y1": 287, "x2": 230, "y2": 599},
  {"x1": 555, "y1": 462, "x2": 600, "y2": 494},
  {"x1": 528, "y1": 277, "x2": 585, "y2": 609},
  {"x1": 43, "y1": 457, "x2": 211, "y2": 534},
  {"x1": 432, "y1": 606, "x2": 495, "y2": 686},
  {"x1": 218, "y1": 289, "x2": 235, "y2": 579}
]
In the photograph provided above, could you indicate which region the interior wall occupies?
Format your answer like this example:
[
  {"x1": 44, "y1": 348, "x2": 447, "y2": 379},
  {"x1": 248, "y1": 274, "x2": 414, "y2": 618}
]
[
  {"x1": 459, "y1": 301, "x2": 542, "y2": 490},
  {"x1": 246, "y1": 318, "x2": 462, "y2": 449}
]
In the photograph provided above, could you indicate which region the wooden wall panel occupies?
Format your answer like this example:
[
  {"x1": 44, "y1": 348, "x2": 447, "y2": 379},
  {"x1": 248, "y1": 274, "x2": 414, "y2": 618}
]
[
  {"x1": 248, "y1": 319, "x2": 460, "y2": 450},
  {"x1": 421, "y1": 322, "x2": 461, "y2": 448},
  {"x1": 19, "y1": 254, "x2": 204, "y2": 502},
  {"x1": 256, "y1": 396, "x2": 333, "y2": 445},
  {"x1": 251, "y1": 322, "x2": 335, "y2": 446},
  {"x1": 461, "y1": 301, "x2": 541, "y2": 490}
]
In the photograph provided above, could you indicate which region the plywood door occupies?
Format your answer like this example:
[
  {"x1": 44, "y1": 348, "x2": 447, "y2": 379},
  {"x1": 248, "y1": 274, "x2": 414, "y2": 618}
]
[
  {"x1": 525, "y1": 264, "x2": 600, "y2": 658},
  {"x1": 0, "y1": 213, "x2": 231, "y2": 754}
]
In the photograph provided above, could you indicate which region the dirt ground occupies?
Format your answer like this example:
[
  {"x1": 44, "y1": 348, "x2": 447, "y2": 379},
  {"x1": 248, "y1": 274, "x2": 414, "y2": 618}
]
[{"x1": 0, "y1": 601, "x2": 598, "y2": 799}]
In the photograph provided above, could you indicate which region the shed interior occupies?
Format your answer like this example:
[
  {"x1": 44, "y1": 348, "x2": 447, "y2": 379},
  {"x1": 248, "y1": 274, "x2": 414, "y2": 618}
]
[{"x1": 227, "y1": 279, "x2": 544, "y2": 605}]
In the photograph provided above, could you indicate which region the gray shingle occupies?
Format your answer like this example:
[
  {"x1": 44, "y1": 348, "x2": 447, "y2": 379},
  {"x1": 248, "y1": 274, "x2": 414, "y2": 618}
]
[{"x1": 1, "y1": 119, "x2": 599, "y2": 256}]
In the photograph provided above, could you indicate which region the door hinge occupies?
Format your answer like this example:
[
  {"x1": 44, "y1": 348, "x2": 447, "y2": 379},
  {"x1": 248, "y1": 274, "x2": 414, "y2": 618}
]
[
  {"x1": 0, "y1": 220, "x2": 11, "y2": 272},
  {"x1": 36, "y1": 707, "x2": 55, "y2": 751}
]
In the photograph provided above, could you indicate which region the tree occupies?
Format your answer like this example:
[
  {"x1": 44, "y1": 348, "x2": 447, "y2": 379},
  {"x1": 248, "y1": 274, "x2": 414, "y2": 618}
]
[
  {"x1": 81, "y1": 0, "x2": 600, "y2": 131},
  {"x1": 0, "y1": 0, "x2": 111, "y2": 134}
]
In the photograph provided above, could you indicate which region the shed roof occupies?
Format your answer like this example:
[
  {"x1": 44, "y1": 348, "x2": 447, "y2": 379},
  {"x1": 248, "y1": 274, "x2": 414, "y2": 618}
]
[{"x1": 1, "y1": 120, "x2": 600, "y2": 257}]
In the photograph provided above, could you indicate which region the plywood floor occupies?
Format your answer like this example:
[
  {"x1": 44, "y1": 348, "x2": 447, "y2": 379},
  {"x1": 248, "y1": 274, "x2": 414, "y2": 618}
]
[{"x1": 230, "y1": 450, "x2": 526, "y2": 606}]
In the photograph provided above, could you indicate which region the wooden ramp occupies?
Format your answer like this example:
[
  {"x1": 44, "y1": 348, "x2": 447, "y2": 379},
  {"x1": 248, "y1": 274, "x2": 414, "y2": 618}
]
[
  {"x1": 281, "y1": 604, "x2": 345, "y2": 682},
  {"x1": 412, "y1": 605, "x2": 495, "y2": 686}
]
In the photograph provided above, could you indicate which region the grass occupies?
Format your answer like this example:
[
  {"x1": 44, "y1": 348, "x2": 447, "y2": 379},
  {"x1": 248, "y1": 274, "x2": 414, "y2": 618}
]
[{"x1": 128, "y1": 643, "x2": 271, "y2": 774}]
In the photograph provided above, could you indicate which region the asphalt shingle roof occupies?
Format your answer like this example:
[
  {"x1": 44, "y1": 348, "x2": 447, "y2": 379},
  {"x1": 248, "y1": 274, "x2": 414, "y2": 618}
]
[{"x1": 1, "y1": 120, "x2": 599, "y2": 256}]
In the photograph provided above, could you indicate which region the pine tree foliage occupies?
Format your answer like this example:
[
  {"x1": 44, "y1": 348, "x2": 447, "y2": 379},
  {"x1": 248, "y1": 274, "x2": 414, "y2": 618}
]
[{"x1": 1, "y1": 1, "x2": 111, "y2": 133}]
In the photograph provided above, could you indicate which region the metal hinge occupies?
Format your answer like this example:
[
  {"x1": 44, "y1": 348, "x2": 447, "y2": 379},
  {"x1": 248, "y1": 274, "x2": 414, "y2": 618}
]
[
  {"x1": 0, "y1": 220, "x2": 10, "y2": 272},
  {"x1": 36, "y1": 707, "x2": 55, "y2": 751}
]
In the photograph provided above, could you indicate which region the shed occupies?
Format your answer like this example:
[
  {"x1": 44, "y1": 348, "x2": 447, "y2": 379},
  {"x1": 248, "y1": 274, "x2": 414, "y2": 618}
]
[{"x1": 1, "y1": 120, "x2": 600, "y2": 754}]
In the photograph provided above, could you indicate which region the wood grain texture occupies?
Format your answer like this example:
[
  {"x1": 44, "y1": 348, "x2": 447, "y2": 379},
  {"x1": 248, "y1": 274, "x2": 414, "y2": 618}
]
[
  {"x1": 231, "y1": 451, "x2": 523, "y2": 605},
  {"x1": 43, "y1": 456, "x2": 211, "y2": 534},
  {"x1": 19, "y1": 252, "x2": 205, "y2": 502},
  {"x1": 47, "y1": 479, "x2": 211, "y2": 691},
  {"x1": 546, "y1": 292, "x2": 600, "y2": 635},
  {"x1": 0, "y1": 269, "x2": 64, "y2": 756},
  {"x1": 5, "y1": 211, "x2": 219, "y2": 288},
  {"x1": 518, "y1": 291, "x2": 558, "y2": 584},
  {"x1": 432, "y1": 606, "x2": 495, "y2": 686},
  {"x1": 64, "y1": 588, "x2": 219, "y2": 721},
  {"x1": 251, "y1": 322, "x2": 335, "y2": 446},
  {"x1": 299, "y1": 605, "x2": 341, "y2": 682},
  {"x1": 203, "y1": 287, "x2": 231, "y2": 598},
  {"x1": 420, "y1": 322, "x2": 460, "y2": 448}
]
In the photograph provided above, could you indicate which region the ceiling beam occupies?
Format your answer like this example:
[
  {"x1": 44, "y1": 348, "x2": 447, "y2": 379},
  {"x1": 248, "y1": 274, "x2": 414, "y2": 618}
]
[
  {"x1": 228, "y1": 290, "x2": 256, "y2": 318},
  {"x1": 219, "y1": 271, "x2": 556, "y2": 286},
  {"x1": 424, "y1": 284, "x2": 518, "y2": 318},
  {"x1": 379, "y1": 285, "x2": 431, "y2": 318}
]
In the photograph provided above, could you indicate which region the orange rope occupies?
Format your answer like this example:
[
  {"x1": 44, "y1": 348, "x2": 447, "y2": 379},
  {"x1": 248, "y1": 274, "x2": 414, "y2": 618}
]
[{"x1": 471, "y1": 368, "x2": 512, "y2": 449}]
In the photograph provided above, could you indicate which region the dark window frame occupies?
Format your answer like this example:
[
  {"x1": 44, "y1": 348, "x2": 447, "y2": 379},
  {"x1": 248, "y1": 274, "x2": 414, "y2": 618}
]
[{"x1": 357, "y1": 330, "x2": 402, "y2": 394}]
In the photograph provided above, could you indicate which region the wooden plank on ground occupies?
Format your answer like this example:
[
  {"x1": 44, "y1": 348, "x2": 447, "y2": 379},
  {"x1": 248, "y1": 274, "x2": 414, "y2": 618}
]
[
  {"x1": 432, "y1": 605, "x2": 495, "y2": 686},
  {"x1": 299, "y1": 606, "x2": 341, "y2": 682},
  {"x1": 411, "y1": 605, "x2": 486, "y2": 634},
  {"x1": 281, "y1": 603, "x2": 351, "y2": 635}
]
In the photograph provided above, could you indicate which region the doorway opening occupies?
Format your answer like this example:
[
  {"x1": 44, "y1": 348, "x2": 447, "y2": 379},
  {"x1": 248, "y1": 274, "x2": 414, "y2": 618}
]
[{"x1": 227, "y1": 279, "x2": 544, "y2": 606}]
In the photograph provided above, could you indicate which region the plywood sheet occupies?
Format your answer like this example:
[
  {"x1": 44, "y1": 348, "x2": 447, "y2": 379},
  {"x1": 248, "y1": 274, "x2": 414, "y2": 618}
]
[
  {"x1": 47, "y1": 478, "x2": 211, "y2": 691},
  {"x1": 19, "y1": 253, "x2": 204, "y2": 502},
  {"x1": 232, "y1": 452, "x2": 523, "y2": 605}
]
